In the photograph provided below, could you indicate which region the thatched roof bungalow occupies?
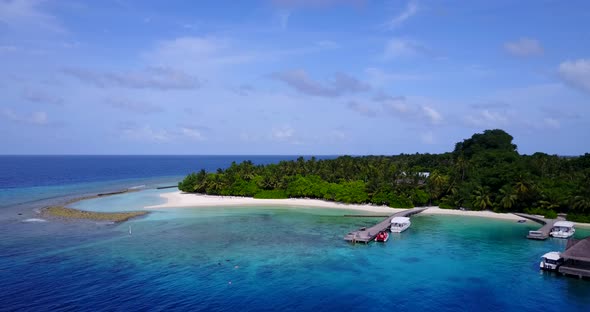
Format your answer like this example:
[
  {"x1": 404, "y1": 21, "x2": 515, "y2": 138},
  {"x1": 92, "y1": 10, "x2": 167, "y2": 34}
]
[{"x1": 559, "y1": 237, "x2": 590, "y2": 278}]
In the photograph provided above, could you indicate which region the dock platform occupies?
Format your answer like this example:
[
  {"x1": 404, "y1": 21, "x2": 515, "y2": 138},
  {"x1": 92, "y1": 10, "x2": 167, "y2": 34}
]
[
  {"x1": 558, "y1": 262, "x2": 590, "y2": 279},
  {"x1": 343, "y1": 207, "x2": 427, "y2": 243},
  {"x1": 513, "y1": 213, "x2": 562, "y2": 240}
]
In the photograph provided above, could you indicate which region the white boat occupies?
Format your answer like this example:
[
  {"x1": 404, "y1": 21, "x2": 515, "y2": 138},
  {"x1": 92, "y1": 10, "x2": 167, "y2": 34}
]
[
  {"x1": 550, "y1": 221, "x2": 575, "y2": 238},
  {"x1": 539, "y1": 251, "x2": 563, "y2": 271},
  {"x1": 390, "y1": 217, "x2": 411, "y2": 233}
]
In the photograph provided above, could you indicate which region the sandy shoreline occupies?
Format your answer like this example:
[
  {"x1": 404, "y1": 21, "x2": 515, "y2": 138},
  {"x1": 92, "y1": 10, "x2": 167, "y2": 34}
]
[{"x1": 146, "y1": 191, "x2": 525, "y2": 221}]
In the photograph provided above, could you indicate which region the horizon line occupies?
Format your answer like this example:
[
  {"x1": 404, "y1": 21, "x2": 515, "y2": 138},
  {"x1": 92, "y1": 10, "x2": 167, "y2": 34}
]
[{"x1": 0, "y1": 153, "x2": 581, "y2": 157}]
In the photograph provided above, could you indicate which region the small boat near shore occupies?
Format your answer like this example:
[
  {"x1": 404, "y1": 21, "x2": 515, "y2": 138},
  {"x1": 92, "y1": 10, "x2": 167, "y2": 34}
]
[
  {"x1": 390, "y1": 217, "x2": 411, "y2": 233},
  {"x1": 375, "y1": 231, "x2": 389, "y2": 242},
  {"x1": 550, "y1": 221, "x2": 575, "y2": 238}
]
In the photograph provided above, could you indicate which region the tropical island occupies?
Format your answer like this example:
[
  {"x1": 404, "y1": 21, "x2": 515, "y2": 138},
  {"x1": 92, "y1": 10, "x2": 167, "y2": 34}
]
[{"x1": 178, "y1": 129, "x2": 590, "y2": 222}]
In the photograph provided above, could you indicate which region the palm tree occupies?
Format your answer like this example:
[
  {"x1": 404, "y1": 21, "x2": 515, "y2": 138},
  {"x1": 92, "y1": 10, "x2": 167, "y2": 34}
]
[
  {"x1": 472, "y1": 186, "x2": 493, "y2": 211},
  {"x1": 454, "y1": 154, "x2": 469, "y2": 181},
  {"x1": 513, "y1": 175, "x2": 534, "y2": 200},
  {"x1": 498, "y1": 187, "x2": 517, "y2": 211},
  {"x1": 441, "y1": 186, "x2": 462, "y2": 209},
  {"x1": 572, "y1": 195, "x2": 590, "y2": 213},
  {"x1": 427, "y1": 171, "x2": 448, "y2": 204},
  {"x1": 206, "y1": 174, "x2": 225, "y2": 195},
  {"x1": 193, "y1": 178, "x2": 208, "y2": 193},
  {"x1": 538, "y1": 200, "x2": 560, "y2": 211},
  {"x1": 257, "y1": 175, "x2": 273, "y2": 190},
  {"x1": 535, "y1": 156, "x2": 548, "y2": 178}
]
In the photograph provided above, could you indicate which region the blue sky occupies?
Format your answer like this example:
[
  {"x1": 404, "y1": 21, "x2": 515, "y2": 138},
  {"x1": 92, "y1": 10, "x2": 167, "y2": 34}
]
[{"x1": 1, "y1": 0, "x2": 589, "y2": 155}]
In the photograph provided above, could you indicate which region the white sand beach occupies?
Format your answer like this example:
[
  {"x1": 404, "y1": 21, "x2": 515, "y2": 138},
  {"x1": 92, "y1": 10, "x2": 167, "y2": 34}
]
[
  {"x1": 146, "y1": 191, "x2": 405, "y2": 214},
  {"x1": 146, "y1": 191, "x2": 524, "y2": 221}
]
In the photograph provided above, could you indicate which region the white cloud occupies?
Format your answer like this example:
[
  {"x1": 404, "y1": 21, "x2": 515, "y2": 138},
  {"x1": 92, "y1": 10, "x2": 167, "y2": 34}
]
[
  {"x1": 382, "y1": 38, "x2": 427, "y2": 59},
  {"x1": 364, "y1": 67, "x2": 425, "y2": 87},
  {"x1": 140, "y1": 36, "x2": 340, "y2": 82},
  {"x1": 558, "y1": 59, "x2": 590, "y2": 94},
  {"x1": 327, "y1": 129, "x2": 347, "y2": 141},
  {"x1": 464, "y1": 83, "x2": 583, "y2": 131},
  {"x1": 543, "y1": 118, "x2": 560, "y2": 129},
  {"x1": 272, "y1": 126, "x2": 295, "y2": 140},
  {"x1": 107, "y1": 98, "x2": 162, "y2": 114},
  {"x1": 379, "y1": 95, "x2": 410, "y2": 114},
  {"x1": 271, "y1": 0, "x2": 365, "y2": 9},
  {"x1": 151, "y1": 37, "x2": 225, "y2": 57},
  {"x1": 0, "y1": 0, "x2": 64, "y2": 33},
  {"x1": 30, "y1": 111, "x2": 47, "y2": 124},
  {"x1": 384, "y1": 0, "x2": 419, "y2": 29},
  {"x1": 121, "y1": 125, "x2": 171, "y2": 142},
  {"x1": 120, "y1": 124, "x2": 209, "y2": 142},
  {"x1": 271, "y1": 70, "x2": 370, "y2": 97},
  {"x1": 504, "y1": 38, "x2": 543, "y2": 57},
  {"x1": 271, "y1": 126, "x2": 303, "y2": 144},
  {"x1": 347, "y1": 100, "x2": 377, "y2": 117},
  {"x1": 1, "y1": 108, "x2": 48, "y2": 125},
  {"x1": 377, "y1": 95, "x2": 442, "y2": 124},
  {"x1": 143, "y1": 36, "x2": 256, "y2": 71},
  {"x1": 22, "y1": 88, "x2": 63, "y2": 105},
  {"x1": 464, "y1": 109, "x2": 509, "y2": 127},
  {"x1": 421, "y1": 106, "x2": 442, "y2": 123},
  {"x1": 521, "y1": 117, "x2": 563, "y2": 131},
  {"x1": 64, "y1": 67, "x2": 200, "y2": 90},
  {"x1": 181, "y1": 127, "x2": 205, "y2": 140},
  {"x1": 232, "y1": 84, "x2": 255, "y2": 96},
  {"x1": 316, "y1": 40, "x2": 339, "y2": 49}
]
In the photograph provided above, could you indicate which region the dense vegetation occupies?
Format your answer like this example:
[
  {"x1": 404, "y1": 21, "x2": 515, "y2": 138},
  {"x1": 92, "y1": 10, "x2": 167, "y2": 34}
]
[{"x1": 179, "y1": 129, "x2": 590, "y2": 221}]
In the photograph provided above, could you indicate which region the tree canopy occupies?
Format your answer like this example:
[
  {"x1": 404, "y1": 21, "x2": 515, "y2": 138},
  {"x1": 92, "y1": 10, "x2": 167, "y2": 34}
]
[{"x1": 179, "y1": 129, "x2": 590, "y2": 222}]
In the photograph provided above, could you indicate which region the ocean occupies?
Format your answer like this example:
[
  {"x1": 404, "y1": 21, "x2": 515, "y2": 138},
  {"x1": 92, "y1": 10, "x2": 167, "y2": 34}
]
[
  {"x1": 0, "y1": 155, "x2": 316, "y2": 215},
  {"x1": 1, "y1": 156, "x2": 589, "y2": 311}
]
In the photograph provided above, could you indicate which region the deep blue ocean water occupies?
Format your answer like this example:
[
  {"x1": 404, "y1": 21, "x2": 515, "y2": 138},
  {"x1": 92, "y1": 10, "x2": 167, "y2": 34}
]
[
  {"x1": 0, "y1": 155, "x2": 322, "y2": 211},
  {"x1": 1, "y1": 156, "x2": 590, "y2": 311}
]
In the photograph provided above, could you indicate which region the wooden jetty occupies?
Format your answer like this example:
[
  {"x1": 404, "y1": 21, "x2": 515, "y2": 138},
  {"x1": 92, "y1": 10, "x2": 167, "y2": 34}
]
[
  {"x1": 97, "y1": 189, "x2": 130, "y2": 197},
  {"x1": 513, "y1": 213, "x2": 563, "y2": 240},
  {"x1": 156, "y1": 185, "x2": 178, "y2": 190},
  {"x1": 344, "y1": 207, "x2": 427, "y2": 243}
]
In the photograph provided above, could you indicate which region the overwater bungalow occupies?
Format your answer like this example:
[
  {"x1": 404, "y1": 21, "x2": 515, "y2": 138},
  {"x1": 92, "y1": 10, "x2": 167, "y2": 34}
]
[{"x1": 558, "y1": 237, "x2": 590, "y2": 279}]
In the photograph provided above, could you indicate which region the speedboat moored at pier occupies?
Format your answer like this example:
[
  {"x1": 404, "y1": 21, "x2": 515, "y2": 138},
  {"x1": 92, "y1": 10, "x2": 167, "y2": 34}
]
[
  {"x1": 390, "y1": 217, "x2": 411, "y2": 233},
  {"x1": 550, "y1": 221, "x2": 575, "y2": 238},
  {"x1": 375, "y1": 231, "x2": 389, "y2": 242}
]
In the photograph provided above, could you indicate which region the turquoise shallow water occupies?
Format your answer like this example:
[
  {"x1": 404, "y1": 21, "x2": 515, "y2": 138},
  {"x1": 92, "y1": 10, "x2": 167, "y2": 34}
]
[{"x1": 2, "y1": 189, "x2": 590, "y2": 311}]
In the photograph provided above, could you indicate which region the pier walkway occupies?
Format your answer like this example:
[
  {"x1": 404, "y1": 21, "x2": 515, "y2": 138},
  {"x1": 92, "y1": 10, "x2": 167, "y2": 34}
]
[
  {"x1": 513, "y1": 213, "x2": 562, "y2": 240},
  {"x1": 344, "y1": 207, "x2": 427, "y2": 243}
]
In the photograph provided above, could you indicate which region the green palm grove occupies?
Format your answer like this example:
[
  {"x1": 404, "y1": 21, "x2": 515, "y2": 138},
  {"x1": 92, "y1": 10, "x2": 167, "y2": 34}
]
[{"x1": 179, "y1": 129, "x2": 590, "y2": 222}]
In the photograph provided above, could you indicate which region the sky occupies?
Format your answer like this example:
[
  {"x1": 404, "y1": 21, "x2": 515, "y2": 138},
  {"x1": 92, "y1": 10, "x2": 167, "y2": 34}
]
[{"x1": 1, "y1": 0, "x2": 589, "y2": 155}]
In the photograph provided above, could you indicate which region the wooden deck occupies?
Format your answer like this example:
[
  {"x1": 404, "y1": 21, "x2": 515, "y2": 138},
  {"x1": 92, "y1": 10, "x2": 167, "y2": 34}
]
[
  {"x1": 513, "y1": 213, "x2": 562, "y2": 240},
  {"x1": 559, "y1": 261, "x2": 590, "y2": 279},
  {"x1": 343, "y1": 207, "x2": 427, "y2": 243}
]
